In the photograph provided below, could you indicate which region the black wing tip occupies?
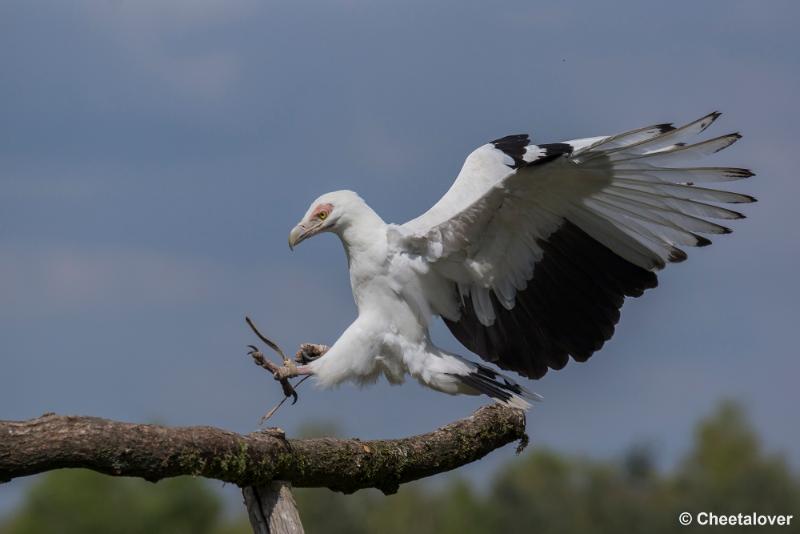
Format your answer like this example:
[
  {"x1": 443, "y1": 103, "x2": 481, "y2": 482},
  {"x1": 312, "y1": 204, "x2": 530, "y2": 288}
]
[
  {"x1": 695, "y1": 234, "x2": 713, "y2": 247},
  {"x1": 730, "y1": 168, "x2": 755, "y2": 178},
  {"x1": 656, "y1": 123, "x2": 675, "y2": 133},
  {"x1": 688, "y1": 112, "x2": 722, "y2": 135},
  {"x1": 704, "y1": 111, "x2": 722, "y2": 125},
  {"x1": 723, "y1": 207, "x2": 746, "y2": 219},
  {"x1": 668, "y1": 247, "x2": 688, "y2": 262},
  {"x1": 708, "y1": 132, "x2": 742, "y2": 154}
]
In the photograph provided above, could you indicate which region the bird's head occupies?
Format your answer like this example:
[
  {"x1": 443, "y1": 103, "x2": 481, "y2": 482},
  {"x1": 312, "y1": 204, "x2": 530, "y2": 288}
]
[{"x1": 288, "y1": 190, "x2": 366, "y2": 249}]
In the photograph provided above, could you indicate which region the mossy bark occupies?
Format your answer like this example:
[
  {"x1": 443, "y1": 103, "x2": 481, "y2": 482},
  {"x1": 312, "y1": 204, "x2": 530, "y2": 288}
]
[{"x1": 0, "y1": 404, "x2": 526, "y2": 495}]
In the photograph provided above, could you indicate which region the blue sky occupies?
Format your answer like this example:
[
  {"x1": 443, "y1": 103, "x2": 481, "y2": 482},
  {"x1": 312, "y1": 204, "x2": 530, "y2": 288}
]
[{"x1": 2, "y1": 0, "x2": 799, "y2": 511}]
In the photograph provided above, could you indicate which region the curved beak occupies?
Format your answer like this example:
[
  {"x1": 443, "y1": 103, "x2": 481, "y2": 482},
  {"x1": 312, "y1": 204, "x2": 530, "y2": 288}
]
[{"x1": 288, "y1": 222, "x2": 318, "y2": 250}]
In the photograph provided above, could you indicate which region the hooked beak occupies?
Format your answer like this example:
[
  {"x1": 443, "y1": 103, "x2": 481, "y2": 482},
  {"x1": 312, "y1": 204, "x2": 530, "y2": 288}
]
[{"x1": 288, "y1": 221, "x2": 320, "y2": 250}]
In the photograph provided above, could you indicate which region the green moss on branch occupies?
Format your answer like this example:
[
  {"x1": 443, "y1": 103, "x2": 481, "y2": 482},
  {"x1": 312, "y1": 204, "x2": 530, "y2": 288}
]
[{"x1": 0, "y1": 405, "x2": 526, "y2": 494}]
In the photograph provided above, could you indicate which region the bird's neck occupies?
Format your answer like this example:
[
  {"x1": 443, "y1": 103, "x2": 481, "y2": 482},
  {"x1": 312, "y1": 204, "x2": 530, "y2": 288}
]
[
  {"x1": 335, "y1": 204, "x2": 388, "y2": 259},
  {"x1": 333, "y1": 205, "x2": 389, "y2": 305}
]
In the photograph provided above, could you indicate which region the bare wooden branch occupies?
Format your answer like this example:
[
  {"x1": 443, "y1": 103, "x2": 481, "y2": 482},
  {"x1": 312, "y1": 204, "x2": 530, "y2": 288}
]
[
  {"x1": 243, "y1": 481, "x2": 304, "y2": 534},
  {"x1": 0, "y1": 404, "x2": 526, "y2": 495}
]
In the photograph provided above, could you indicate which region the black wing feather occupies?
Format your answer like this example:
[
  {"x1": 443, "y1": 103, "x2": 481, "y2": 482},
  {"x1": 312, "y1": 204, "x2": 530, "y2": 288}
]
[{"x1": 444, "y1": 220, "x2": 657, "y2": 379}]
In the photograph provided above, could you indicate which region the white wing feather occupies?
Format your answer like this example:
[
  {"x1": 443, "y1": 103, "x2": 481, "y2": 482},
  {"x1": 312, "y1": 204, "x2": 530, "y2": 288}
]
[{"x1": 392, "y1": 112, "x2": 754, "y2": 326}]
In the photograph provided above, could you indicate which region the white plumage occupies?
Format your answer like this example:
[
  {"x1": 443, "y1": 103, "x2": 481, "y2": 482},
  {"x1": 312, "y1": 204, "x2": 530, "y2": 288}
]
[{"x1": 286, "y1": 112, "x2": 753, "y2": 409}]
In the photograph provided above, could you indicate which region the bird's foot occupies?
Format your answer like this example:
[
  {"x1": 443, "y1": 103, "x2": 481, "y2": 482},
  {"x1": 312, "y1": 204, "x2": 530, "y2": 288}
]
[
  {"x1": 246, "y1": 345, "x2": 270, "y2": 369},
  {"x1": 296, "y1": 343, "x2": 329, "y2": 364},
  {"x1": 273, "y1": 360, "x2": 299, "y2": 381}
]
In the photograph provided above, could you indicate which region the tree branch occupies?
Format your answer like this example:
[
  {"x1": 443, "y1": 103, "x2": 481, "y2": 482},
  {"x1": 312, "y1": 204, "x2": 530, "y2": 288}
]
[
  {"x1": 0, "y1": 404, "x2": 526, "y2": 495},
  {"x1": 243, "y1": 481, "x2": 304, "y2": 533}
]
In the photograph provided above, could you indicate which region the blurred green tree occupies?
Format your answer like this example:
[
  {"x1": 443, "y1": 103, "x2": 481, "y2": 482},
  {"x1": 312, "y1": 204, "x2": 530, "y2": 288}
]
[
  {"x1": 670, "y1": 401, "x2": 800, "y2": 532},
  {"x1": 293, "y1": 401, "x2": 799, "y2": 534},
  {"x1": 2, "y1": 470, "x2": 227, "y2": 534}
]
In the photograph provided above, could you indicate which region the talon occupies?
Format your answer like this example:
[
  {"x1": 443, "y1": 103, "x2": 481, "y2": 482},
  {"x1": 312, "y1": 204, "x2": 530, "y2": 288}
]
[
  {"x1": 296, "y1": 343, "x2": 329, "y2": 363},
  {"x1": 247, "y1": 345, "x2": 260, "y2": 354}
]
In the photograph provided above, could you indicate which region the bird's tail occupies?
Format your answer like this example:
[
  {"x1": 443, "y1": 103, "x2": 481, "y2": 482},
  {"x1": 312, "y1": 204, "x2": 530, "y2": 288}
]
[{"x1": 455, "y1": 364, "x2": 541, "y2": 410}]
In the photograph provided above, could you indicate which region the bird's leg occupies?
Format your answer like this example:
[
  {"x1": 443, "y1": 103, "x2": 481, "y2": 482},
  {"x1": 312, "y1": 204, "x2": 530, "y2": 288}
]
[
  {"x1": 270, "y1": 342, "x2": 326, "y2": 384},
  {"x1": 273, "y1": 343, "x2": 328, "y2": 379},
  {"x1": 247, "y1": 344, "x2": 300, "y2": 401},
  {"x1": 273, "y1": 362, "x2": 314, "y2": 381}
]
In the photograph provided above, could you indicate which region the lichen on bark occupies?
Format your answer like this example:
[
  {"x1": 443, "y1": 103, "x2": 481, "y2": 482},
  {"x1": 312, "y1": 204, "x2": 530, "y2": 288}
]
[{"x1": 0, "y1": 404, "x2": 526, "y2": 494}]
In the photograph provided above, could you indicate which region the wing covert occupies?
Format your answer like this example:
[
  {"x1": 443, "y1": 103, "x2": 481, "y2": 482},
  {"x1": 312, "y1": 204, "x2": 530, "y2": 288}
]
[{"x1": 394, "y1": 113, "x2": 753, "y2": 378}]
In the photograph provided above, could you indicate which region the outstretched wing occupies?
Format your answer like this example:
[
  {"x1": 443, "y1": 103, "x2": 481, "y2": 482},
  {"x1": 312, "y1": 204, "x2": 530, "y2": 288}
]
[{"x1": 393, "y1": 112, "x2": 754, "y2": 379}]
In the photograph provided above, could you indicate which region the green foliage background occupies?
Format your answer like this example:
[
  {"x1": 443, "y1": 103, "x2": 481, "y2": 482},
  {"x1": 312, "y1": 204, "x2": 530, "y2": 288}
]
[{"x1": 2, "y1": 401, "x2": 798, "y2": 533}]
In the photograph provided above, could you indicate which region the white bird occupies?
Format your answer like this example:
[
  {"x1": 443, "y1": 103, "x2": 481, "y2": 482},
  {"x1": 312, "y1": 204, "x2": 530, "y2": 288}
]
[{"x1": 283, "y1": 112, "x2": 754, "y2": 409}]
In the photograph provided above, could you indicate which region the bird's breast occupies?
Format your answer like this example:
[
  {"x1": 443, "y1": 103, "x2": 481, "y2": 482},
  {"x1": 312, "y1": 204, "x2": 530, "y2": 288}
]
[{"x1": 348, "y1": 251, "x2": 434, "y2": 334}]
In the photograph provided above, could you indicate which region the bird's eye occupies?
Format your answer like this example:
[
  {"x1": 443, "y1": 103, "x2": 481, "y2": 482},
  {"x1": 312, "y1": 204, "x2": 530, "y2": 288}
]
[{"x1": 318, "y1": 212, "x2": 328, "y2": 220}]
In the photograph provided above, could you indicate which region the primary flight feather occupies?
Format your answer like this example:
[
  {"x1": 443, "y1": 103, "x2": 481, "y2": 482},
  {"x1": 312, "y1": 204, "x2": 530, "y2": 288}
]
[{"x1": 284, "y1": 112, "x2": 753, "y2": 409}]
